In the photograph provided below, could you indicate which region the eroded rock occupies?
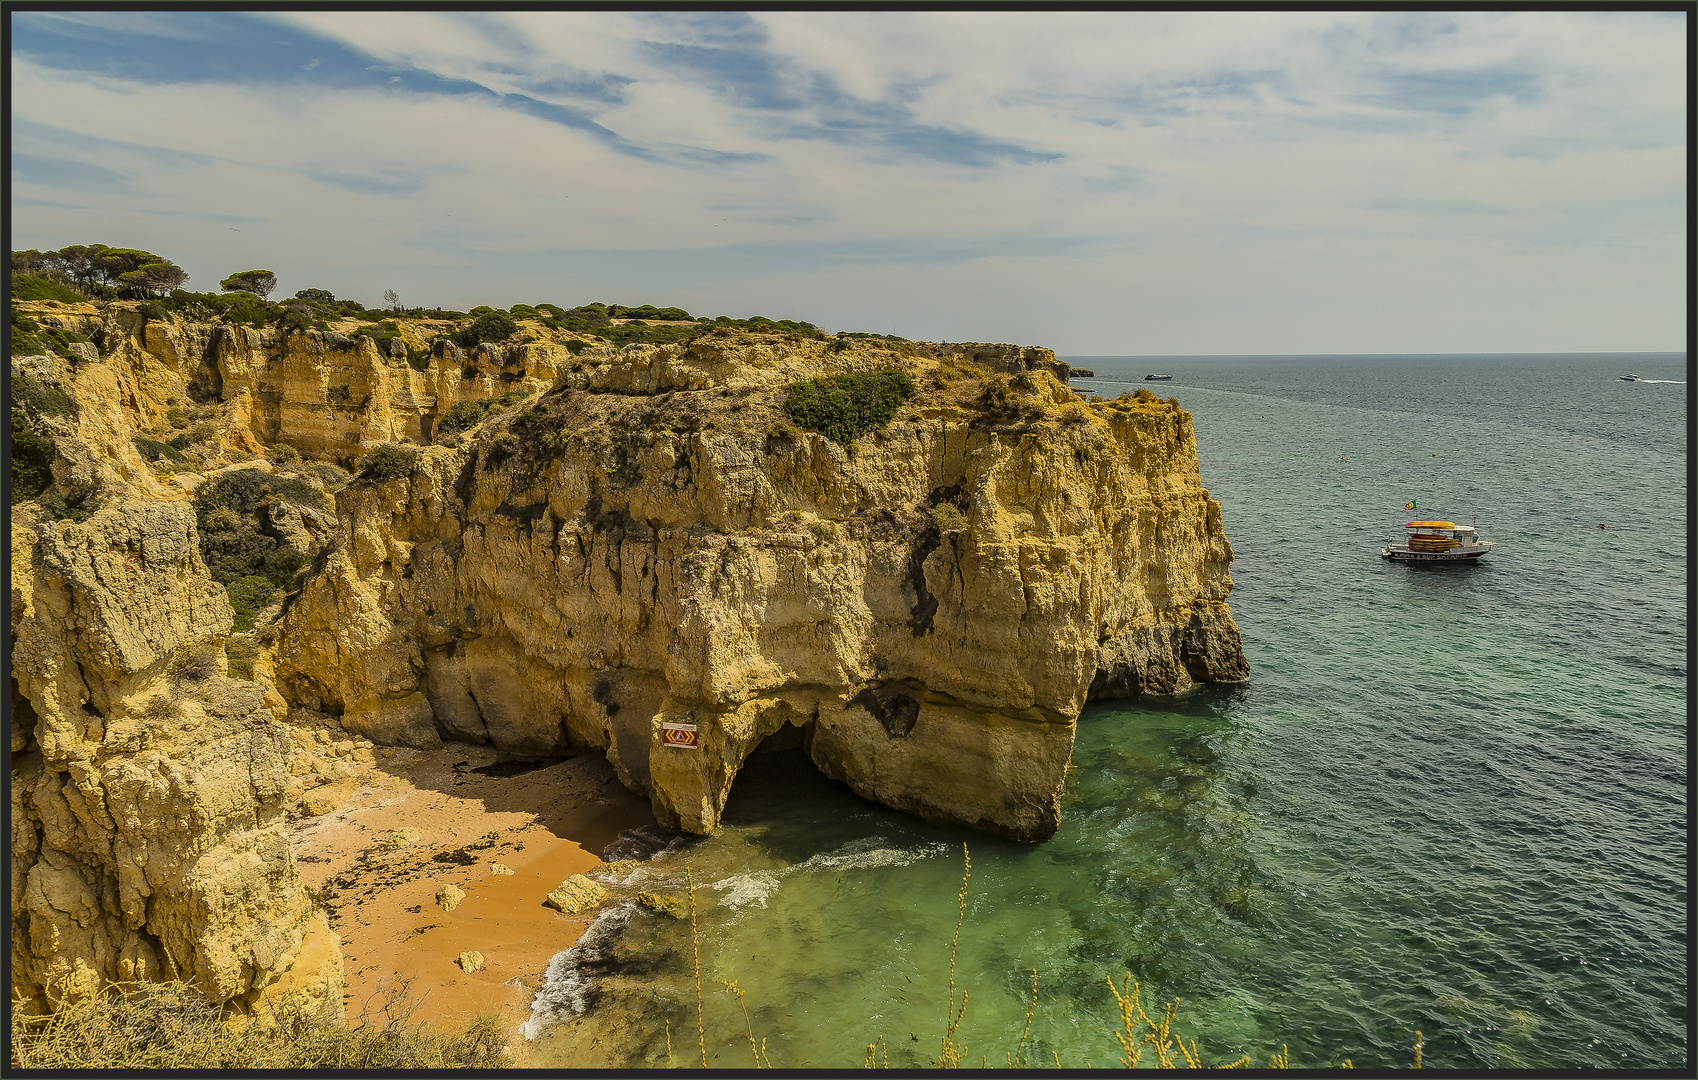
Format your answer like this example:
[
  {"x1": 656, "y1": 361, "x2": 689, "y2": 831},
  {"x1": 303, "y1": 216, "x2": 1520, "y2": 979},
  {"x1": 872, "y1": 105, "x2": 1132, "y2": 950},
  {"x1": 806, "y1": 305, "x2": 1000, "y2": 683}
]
[{"x1": 545, "y1": 875, "x2": 607, "y2": 914}]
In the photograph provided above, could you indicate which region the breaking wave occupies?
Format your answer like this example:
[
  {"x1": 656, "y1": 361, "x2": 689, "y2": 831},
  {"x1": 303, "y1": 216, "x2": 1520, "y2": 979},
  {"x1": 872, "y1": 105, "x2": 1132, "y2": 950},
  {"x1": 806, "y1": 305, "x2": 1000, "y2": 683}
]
[
  {"x1": 708, "y1": 869, "x2": 782, "y2": 909},
  {"x1": 520, "y1": 902, "x2": 635, "y2": 1040},
  {"x1": 792, "y1": 836, "x2": 951, "y2": 874}
]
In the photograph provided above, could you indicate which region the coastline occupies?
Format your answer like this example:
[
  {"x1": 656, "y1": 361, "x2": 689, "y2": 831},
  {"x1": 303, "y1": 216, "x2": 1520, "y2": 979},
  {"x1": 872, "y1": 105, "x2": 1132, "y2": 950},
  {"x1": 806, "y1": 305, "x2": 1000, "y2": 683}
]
[{"x1": 286, "y1": 742, "x2": 658, "y2": 1052}]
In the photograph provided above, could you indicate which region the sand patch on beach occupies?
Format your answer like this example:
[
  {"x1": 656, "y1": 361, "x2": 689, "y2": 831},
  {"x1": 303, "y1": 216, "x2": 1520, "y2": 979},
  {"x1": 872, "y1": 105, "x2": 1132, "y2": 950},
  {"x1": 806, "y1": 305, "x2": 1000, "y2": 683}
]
[{"x1": 287, "y1": 743, "x2": 658, "y2": 1046}]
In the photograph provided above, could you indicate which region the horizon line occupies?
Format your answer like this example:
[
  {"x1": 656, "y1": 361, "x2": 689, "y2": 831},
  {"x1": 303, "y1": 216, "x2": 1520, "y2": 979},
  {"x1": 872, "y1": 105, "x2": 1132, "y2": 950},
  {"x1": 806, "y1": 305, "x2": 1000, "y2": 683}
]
[{"x1": 1054, "y1": 350, "x2": 1688, "y2": 359}]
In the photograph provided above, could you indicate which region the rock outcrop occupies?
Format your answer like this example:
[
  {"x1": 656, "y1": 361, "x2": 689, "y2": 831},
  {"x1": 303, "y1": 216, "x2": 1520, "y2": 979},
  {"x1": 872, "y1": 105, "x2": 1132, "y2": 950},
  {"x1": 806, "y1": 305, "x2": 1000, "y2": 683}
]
[
  {"x1": 269, "y1": 334, "x2": 1245, "y2": 843},
  {"x1": 8, "y1": 501, "x2": 329, "y2": 1012},
  {"x1": 9, "y1": 299, "x2": 1244, "y2": 1017}
]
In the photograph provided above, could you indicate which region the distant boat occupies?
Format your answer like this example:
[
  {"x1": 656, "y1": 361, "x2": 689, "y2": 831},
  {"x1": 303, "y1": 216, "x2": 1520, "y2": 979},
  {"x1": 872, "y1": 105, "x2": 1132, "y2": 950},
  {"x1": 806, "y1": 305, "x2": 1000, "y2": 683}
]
[
  {"x1": 1619, "y1": 373, "x2": 1643, "y2": 381},
  {"x1": 1144, "y1": 373, "x2": 1173, "y2": 381}
]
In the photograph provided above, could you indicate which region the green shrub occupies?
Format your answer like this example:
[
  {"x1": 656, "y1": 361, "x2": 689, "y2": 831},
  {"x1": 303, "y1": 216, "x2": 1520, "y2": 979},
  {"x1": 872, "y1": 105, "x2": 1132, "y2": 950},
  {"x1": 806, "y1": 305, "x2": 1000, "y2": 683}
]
[
  {"x1": 12, "y1": 373, "x2": 76, "y2": 418},
  {"x1": 39, "y1": 476, "x2": 103, "y2": 522},
  {"x1": 361, "y1": 444, "x2": 419, "y2": 481},
  {"x1": 455, "y1": 311, "x2": 516, "y2": 348},
  {"x1": 293, "y1": 288, "x2": 336, "y2": 304},
  {"x1": 10, "y1": 309, "x2": 46, "y2": 357},
  {"x1": 9, "y1": 274, "x2": 88, "y2": 304},
  {"x1": 783, "y1": 368, "x2": 916, "y2": 447},
  {"x1": 267, "y1": 442, "x2": 302, "y2": 464},
  {"x1": 138, "y1": 301, "x2": 169, "y2": 322},
  {"x1": 139, "y1": 695, "x2": 181, "y2": 722},
  {"x1": 10, "y1": 410, "x2": 56, "y2": 502},
  {"x1": 133, "y1": 437, "x2": 190, "y2": 465},
  {"x1": 192, "y1": 468, "x2": 323, "y2": 584},
  {"x1": 222, "y1": 296, "x2": 268, "y2": 329},
  {"x1": 405, "y1": 348, "x2": 431, "y2": 372},
  {"x1": 435, "y1": 389, "x2": 531, "y2": 437},
  {"x1": 930, "y1": 503, "x2": 970, "y2": 532},
  {"x1": 261, "y1": 547, "x2": 311, "y2": 588},
  {"x1": 308, "y1": 462, "x2": 349, "y2": 488},
  {"x1": 564, "y1": 339, "x2": 587, "y2": 355},
  {"x1": 9, "y1": 310, "x2": 90, "y2": 363},
  {"x1": 226, "y1": 576, "x2": 280, "y2": 633}
]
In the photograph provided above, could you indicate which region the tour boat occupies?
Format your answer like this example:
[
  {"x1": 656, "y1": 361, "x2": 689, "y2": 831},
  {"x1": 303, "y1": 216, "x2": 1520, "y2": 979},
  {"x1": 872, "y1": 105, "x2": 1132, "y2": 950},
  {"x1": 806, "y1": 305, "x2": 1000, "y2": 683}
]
[
  {"x1": 1381, "y1": 520, "x2": 1498, "y2": 562},
  {"x1": 1144, "y1": 373, "x2": 1173, "y2": 381}
]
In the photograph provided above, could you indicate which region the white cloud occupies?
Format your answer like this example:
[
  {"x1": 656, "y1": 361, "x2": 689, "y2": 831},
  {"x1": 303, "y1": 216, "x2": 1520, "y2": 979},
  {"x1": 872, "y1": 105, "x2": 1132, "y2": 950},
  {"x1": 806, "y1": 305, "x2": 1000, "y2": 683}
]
[{"x1": 10, "y1": 11, "x2": 1684, "y2": 351}]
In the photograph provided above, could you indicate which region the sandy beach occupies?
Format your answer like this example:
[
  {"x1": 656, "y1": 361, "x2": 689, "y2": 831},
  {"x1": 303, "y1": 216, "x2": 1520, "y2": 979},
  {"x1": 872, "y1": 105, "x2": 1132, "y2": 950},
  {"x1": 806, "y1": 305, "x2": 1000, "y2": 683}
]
[{"x1": 286, "y1": 742, "x2": 658, "y2": 1052}]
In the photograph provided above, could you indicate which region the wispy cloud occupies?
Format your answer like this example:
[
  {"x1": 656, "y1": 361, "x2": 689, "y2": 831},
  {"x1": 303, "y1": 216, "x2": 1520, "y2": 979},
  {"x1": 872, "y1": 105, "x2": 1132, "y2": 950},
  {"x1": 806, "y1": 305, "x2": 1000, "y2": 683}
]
[{"x1": 9, "y1": 10, "x2": 1684, "y2": 353}]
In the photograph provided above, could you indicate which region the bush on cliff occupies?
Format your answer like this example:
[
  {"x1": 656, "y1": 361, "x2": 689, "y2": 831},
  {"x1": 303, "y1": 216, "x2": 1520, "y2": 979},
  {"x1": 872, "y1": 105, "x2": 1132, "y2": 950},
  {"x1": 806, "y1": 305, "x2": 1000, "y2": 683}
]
[
  {"x1": 9, "y1": 308, "x2": 92, "y2": 364},
  {"x1": 784, "y1": 368, "x2": 916, "y2": 447},
  {"x1": 435, "y1": 389, "x2": 532, "y2": 437},
  {"x1": 9, "y1": 979, "x2": 510, "y2": 1069},
  {"x1": 132, "y1": 437, "x2": 191, "y2": 465},
  {"x1": 192, "y1": 469, "x2": 323, "y2": 603},
  {"x1": 360, "y1": 443, "x2": 420, "y2": 481},
  {"x1": 10, "y1": 412, "x2": 56, "y2": 502},
  {"x1": 455, "y1": 311, "x2": 516, "y2": 348},
  {"x1": 11, "y1": 374, "x2": 78, "y2": 503},
  {"x1": 10, "y1": 274, "x2": 88, "y2": 304},
  {"x1": 226, "y1": 575, "x2": 282, "y2": 632}
]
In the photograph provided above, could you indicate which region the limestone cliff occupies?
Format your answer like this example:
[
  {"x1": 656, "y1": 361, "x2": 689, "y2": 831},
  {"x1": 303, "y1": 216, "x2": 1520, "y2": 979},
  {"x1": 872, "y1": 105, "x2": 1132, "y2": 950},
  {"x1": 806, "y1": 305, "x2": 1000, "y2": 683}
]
[
  {"x1": 8, "y1": 502, "x2": 335, "y2": 1012},
  {"x1": 268, "y1": 333, "x2": 1245, "y2": 842},
  {"x1": 9, "y1": 298, "x2": 1243, "y2": 1015}
]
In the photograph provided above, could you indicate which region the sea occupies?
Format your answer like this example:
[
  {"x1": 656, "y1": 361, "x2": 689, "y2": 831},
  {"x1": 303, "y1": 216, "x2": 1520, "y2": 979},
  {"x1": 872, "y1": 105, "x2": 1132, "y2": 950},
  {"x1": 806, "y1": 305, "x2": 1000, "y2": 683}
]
[{"x1": 524, "y1": 353, "x2": 1688, "y2": 1070}]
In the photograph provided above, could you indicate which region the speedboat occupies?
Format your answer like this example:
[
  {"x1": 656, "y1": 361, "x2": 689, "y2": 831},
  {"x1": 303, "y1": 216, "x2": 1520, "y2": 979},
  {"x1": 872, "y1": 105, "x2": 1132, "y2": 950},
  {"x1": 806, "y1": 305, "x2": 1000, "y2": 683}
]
[
  {"x1": 1143, "y1": 373, "x2": 1173, "y2": 381},
  {"x1": 1619, "y1": 373, "x2": 1643, "y2": 381},
  {"x1": 1382, "y1": 520, "x2": 1498, "y2": 562}
]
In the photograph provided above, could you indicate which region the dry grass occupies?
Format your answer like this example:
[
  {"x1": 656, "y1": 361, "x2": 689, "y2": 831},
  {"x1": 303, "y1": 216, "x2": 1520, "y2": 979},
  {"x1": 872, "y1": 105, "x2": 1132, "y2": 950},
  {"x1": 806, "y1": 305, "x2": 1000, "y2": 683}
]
[{"x1": 9, "y1": 978, "x2": 510, "y2": 1070}]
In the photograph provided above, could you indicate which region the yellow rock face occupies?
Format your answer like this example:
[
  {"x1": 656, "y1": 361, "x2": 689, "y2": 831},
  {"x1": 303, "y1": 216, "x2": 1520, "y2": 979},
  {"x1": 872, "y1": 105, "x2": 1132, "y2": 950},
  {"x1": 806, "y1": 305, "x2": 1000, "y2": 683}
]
[
  {"x1": 270, "y1": 338, "x2": 1246, "y2": 843},
  {"x1": 9, "y1": 502, "x2": 312, "y2": 1012},
  {"x1": 10, "y1": 308, "x2": 1243, "y2": 1015}
]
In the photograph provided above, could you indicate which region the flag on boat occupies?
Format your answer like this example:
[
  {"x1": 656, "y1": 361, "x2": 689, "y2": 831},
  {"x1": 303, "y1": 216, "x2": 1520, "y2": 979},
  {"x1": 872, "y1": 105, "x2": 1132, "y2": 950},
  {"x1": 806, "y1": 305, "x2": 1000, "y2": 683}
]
[{"x1": 1404, "y1": 500, "x2": 1416, "y2": 511}]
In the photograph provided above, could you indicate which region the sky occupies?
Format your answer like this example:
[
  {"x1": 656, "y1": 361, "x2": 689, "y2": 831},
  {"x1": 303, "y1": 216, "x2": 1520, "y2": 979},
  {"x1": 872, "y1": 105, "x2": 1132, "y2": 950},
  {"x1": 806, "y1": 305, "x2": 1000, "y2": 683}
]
[{"x1": 9, "y1": 10, "x2": 1689, "y2": 354}]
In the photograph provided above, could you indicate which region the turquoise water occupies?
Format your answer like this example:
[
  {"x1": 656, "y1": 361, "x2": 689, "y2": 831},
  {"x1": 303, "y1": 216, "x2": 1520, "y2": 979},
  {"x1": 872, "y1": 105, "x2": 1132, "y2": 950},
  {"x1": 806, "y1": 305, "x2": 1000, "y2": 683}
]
[{"x1": 527, "y1": 353, "x2": 1687, "y2": 1070}]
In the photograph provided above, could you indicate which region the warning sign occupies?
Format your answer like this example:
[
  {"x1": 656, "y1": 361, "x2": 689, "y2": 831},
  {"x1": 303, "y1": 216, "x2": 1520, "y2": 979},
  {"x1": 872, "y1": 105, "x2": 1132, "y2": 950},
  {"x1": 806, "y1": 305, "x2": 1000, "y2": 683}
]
[{"x1": 661, "y1": 722, "x2": 699, "y2": 749}]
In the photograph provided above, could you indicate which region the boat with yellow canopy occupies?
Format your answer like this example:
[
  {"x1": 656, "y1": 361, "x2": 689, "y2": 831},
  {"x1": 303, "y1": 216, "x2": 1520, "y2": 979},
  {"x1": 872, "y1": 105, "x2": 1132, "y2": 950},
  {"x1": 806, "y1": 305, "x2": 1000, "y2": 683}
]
[{"x1": 1381, "y1": 520, "x2": 1498, "y2": 562}]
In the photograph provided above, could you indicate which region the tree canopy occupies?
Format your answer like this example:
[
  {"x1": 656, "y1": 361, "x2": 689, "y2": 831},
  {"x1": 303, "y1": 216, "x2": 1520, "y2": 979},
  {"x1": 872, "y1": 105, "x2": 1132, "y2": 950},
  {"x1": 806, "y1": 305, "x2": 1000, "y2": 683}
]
[
  {"x1": 220, "y1": 270, "x2": 277, "y2": 299},
  {"x1": 11, "y1": 243, "x2": 188, "y2": 297}
]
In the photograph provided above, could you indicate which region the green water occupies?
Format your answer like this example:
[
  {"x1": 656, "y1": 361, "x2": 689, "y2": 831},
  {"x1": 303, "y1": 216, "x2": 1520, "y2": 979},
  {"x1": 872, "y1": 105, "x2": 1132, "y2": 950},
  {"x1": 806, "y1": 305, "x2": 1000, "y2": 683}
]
[{"x1": 527, "y1": 354, "x2": 1687, "y2": 1070}]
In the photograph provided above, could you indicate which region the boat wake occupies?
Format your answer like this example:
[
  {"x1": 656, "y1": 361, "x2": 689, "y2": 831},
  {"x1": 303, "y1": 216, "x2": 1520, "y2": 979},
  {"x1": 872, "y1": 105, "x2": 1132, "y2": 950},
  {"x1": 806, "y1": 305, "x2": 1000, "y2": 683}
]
[{"x1": 1636, "y1": 379, "x2": 1686, "y2": 384}]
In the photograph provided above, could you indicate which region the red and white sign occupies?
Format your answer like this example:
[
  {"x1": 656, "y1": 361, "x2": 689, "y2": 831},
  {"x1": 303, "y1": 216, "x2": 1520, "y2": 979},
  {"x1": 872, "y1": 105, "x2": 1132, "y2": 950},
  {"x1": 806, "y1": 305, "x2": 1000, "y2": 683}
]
[{"x1": 661, "y1": 722, "x2": 699, "y2": 749}]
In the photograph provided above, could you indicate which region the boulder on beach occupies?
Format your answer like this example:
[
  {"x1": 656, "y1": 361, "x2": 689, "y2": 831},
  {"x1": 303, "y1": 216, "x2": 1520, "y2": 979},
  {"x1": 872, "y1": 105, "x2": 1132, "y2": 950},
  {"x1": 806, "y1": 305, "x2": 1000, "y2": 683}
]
[
  {"x1": 545, "y1": 874, "x2": 606, "y2": 914},
  {"x1": 455, "y1": 950, "x2": 484, "y2": 973},
  {"x1": 436, "y1": 883, "x2": 465, "y2": 912}
]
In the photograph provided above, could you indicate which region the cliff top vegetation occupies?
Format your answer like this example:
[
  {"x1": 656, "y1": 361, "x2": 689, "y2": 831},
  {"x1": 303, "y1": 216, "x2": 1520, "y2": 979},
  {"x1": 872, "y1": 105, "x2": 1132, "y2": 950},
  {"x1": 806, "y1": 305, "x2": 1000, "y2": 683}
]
[{"x1": 9, "y1": 242, "x2": 862, "y2": 350}]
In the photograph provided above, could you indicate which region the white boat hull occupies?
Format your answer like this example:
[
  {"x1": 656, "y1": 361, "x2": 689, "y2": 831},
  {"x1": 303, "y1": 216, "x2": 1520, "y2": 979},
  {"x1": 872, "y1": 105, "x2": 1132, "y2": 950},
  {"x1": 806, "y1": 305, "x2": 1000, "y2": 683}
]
[{"x1": 1381, "y1": 543, "x2": 1495, "y2": 561}]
